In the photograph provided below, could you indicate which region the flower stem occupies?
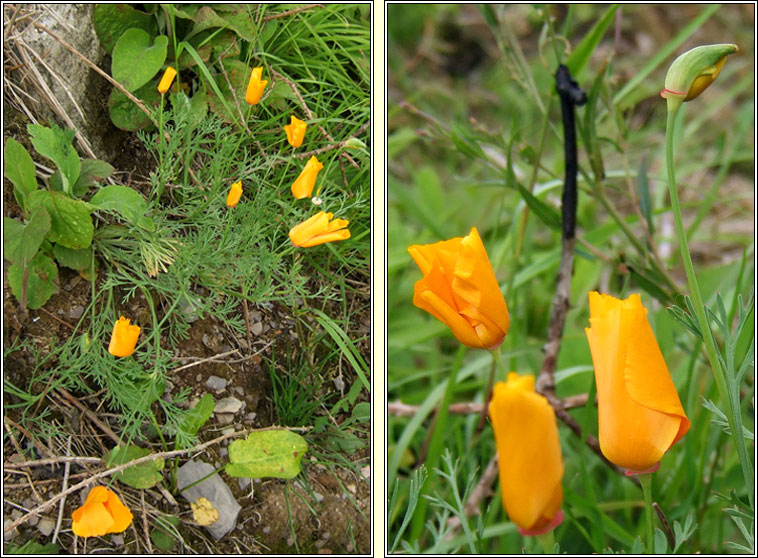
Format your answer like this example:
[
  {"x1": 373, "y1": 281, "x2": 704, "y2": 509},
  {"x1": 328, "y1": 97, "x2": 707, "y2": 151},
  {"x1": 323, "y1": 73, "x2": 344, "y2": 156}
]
[
  {"x1": 664, "y1": 108, "x2": 754, "y2": 506},
  {"x1": 535, "y1": 530, "x2": 555, "y2": 554},
  {"x1": 638, "y1": 472, "x2": 654, "y2": 554}
]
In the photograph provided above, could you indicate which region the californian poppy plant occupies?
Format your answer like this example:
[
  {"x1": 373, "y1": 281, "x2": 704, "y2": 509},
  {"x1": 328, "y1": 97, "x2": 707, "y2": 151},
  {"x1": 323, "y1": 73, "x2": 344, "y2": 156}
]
[
  {"x1": 108, "y1": 316, "x2": 140, "y2": 357},
  {"x1": 407, "y1": 227, "x2": 509, "y2": 350},
  {"x1": 289, "y1": 211, "x2": 350, "y2": 247},
  {"x1": 71, "y1": 486, "x2": 133, "y2": 538},
  {"x1": 246, "y1": 66, "x2": 267, "y2": 105},
  {"x1": 157, "y1": 66, "x2": 177, "y2": 95},
  {"x1": 291, "y1": 156, "x2": 323, "y2": 199},
  {"x1": 284, "y1": 115, "x2": 307, "y2": 148},
  {"x1": 226, "y1": 181, "x2": 243, "y2": 208},
  {"x1": 489, "y1": 372, "x2": 564, "y2": 535},
  {"x1": 585, "y1": 292, "x2": 690, "y2": 472}
]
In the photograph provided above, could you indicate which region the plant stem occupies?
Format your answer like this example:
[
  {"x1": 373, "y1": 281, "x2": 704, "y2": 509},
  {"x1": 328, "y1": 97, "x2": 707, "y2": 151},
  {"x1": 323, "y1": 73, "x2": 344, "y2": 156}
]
[
  {"x1": 638, "y1": 472, "x2": 654, "y2": 554},
  {"x1": 664, "y1": 108, "x2": 754, "y2": 506},
  {"x1": 535, "y1": 530, "x2": 555, "y2": 554}
]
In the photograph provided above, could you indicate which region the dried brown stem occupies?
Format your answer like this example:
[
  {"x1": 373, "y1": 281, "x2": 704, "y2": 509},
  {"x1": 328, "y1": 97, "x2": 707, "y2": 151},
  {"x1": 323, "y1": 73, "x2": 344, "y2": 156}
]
[
  {"x1": 261, "y1": 4, "x2": 324, "y2": 22},
  {"x1": 56, "y1": 387, "x2": 121, "y2": 445}
]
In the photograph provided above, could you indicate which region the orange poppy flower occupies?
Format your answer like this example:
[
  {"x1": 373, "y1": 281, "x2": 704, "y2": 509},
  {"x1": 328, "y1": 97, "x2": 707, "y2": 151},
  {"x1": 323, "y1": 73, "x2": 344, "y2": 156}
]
[
  {"x1": 226, "y1": 181, "x2": 243, "y2": 208},
  {"x1": 290, "y1": 156, "x2": 323, "y2": 199},
  {"x1": 408, "y1": 227, "x2": 509, "y2": 349},
  {"x1": 245, "y1": 66, "x2": 267, "y2": 105},
  {"x1": 108, "y1": 316, "x2": 140, "y2": 357},
  {"x1": 289, "y1": 211, "x2": 350, "y2": 248},
  {"x1": 489, "y1": 372, "x2": 564, "y2": 535},
  {"x1": 585, "y1": 292, "x2": 690, "y2": 472},
  {"x1": 284, "y1": 115, "x2": 307, "y2": 148},
  {"x1": 71, "y1": 486, "x2": 133, "y2": 538},
  {"x1": 157, "y1": 67, "x2": 177, "y2": 94}
]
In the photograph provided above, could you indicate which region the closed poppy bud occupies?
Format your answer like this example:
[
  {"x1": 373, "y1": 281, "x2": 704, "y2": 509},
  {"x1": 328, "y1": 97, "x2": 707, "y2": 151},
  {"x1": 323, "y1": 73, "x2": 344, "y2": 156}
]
[
  {"x1": 291, "y1": 156, "x2": 323, "y2": 199},
  {"x1": 289, "y1": 211, "x2": 350, "y2": 247},
  {"x1": 408, "y1": 227, "x2": 509, "y2": 350},
  {"x1": 157, "y1": 66, "x2": 177, "y2": 94},
  {"x1": 246, "y1": 66, "x2": 267, "y2": 105},
  {"x1": 108, "y1": 316, "x2": 140, "y2": 357},
  {"x1": 660, "y1": 44, "x2": 737, "y2": 113},
  {"x1": 489, "y1": 372, "x2": 564, "y2": 535},
  {"x1": 71, "y1": 486, "x2": 133, "y2": 538},
  {"x1": 284, "y1": 115, "x2": 307, "y2": 148},
  {"x1": 226, "y1": 181, "x2": 243, "y2": 208},
  {"x1": 585, "y1": 292, "x2": 690, "y2": 472}
]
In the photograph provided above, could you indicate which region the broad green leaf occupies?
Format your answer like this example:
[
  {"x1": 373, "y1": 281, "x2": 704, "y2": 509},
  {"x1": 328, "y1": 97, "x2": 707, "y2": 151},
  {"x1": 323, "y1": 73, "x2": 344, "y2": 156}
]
[
  {"x1": 8, "y1": 253, "x2": 58, "y2": 310},
  {"x1": 27, "y1": 190, "x2": 93, "y2": 249},
  {"x1": 105, "y1": 445, "x2": 164, "y2": 489},
  {"x1": 225, "y1": 430, "x2": 308, "y2": 479},
  {"x1": 90, "y1": 184, "x2": 151, "y2": 228},
  {"x1": 27, "y1": 124, "x2": 80, "y2": 194},
  {"x1": 93, "y1": 4, "x2": 157, "y2": 55},
  {"x1": 191, "y1": 5, "x2": 256, "y2": 43},
  {"x1": 3, "y1": 206, "x2": 50, "y2": 265},
  {"x1": 4, "y1": 137, "x2": 38, "y2": 211},
  {"x1": 151, "y1": 516, "x2": 181, "y2": 552},
  {"x1": 73, "y1": 158, "x2": 115, "y2": 197},
  {"x1": 179, "y1": 393, "x2": 215, "y2": 440},
  {"x1": 566, "y1": 5, "x2": 618, "y2": 77},
  {"x1": 108, "y1": 81, "x2": 161, "y2": 131},
  {"x1": 53, "y1": 244, "x2": 90, "y2": 270},
  {"x1": 112, "y1": 28, "x2": 168, "y2": 92}
]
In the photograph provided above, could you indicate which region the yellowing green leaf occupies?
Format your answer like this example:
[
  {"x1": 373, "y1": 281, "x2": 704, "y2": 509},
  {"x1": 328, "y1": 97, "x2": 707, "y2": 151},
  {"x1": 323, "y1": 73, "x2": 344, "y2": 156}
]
[{"x1": 225, "y1": 430, "x2": 308, "y2": 479}]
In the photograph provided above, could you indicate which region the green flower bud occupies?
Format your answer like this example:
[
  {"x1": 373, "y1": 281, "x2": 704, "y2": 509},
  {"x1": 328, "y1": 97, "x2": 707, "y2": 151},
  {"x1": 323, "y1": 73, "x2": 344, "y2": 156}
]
[{"x1": 660, "y1": 44, "x2": 738, "y2": 113}]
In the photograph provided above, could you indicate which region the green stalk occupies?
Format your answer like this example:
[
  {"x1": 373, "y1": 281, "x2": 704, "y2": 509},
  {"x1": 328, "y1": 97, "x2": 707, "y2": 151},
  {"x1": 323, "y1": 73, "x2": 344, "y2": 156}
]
[
  {"x1": 535, "y1": 530, "x2": 555, "y2": 554},
  {"x1": 638, "y1": 473, "x2": 654, "y2": 554},
  {"x1": 664, "y1": 108, "x2": 754, "y2": 506}
]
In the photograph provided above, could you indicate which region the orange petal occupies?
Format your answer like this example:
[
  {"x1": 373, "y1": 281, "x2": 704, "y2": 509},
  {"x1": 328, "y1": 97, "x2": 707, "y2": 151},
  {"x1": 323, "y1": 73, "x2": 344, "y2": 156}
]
[
  {"x1": 104, "y1": 489, "x2": 134, "y2": 534},
  {"x1": 586, "y1": 292, "x2": 688, "y2": 470},
  {"x1": 489, "y1": 373, "x2": 563, "y2": 532}
]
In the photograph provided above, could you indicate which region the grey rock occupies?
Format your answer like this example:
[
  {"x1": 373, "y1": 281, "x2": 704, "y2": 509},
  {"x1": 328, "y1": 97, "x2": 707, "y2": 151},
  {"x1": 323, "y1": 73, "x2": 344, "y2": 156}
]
[
  {"x1": 214, "y1": 396, "x2": 243, "y2": 414},
  {"x1": 10, "y1": 5, "x2": 109, "y2": 159},
  {"x1": 244, "y1": 412, "x2": 257, "y2": 423},
  {"x1": 4, "y1": 519, "x2": 18, "y2": 541},
  {"x1": 205, "y1": 376, "x2": 228, "y2": 392},
  {"x1": 216, "y1": 413, "x2": 234, "y2": 425},
  {"x1": 68, "y1": 305, "x2": 84, "y2": 320},
  {"x1": 237, "y1": 477, "x2": 251, "y2": 491},
  {"x1": 250, "y1": 322, "x2": 263, "y2": 336},
  {"x1": 177, "y1": 460, "x2": 241, "y2": 541},
  {"x1": 111, "y1": 534, "x2": 124, "y2": 546},
  {"x1": 36, "y1": 517, "x2": 55, "y2": 537}
]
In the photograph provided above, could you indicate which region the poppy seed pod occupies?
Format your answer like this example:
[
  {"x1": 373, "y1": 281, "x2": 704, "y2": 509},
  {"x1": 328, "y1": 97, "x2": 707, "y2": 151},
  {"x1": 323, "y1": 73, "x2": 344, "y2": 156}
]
[
  {"x1": 108, "y1": 316, "x2": 140, "y2": 357},
  {"x1": 246, "y1": 66, "x2": 268, "y2": 105},
  {"x1": 284, "y1": 115, "x2": 307, "y2": 148},
  {"x1": 226, "y1": 181, "x2": 243, "y2": 208},
  {"x1": 489, "y1": 372, "x2": 564, "y2": 535},
  {"x1": 408, "y1": 227, "x2": 509, "y2": 350},
  {"x1": 585, "y1": 292, "x2": 690, "y2": 472},
  {"x1": 291, "y1": 156, "x2": 323, "y2": 199},
  {"x1": 71, "y1": 486, "x2": 133, "y2": 538},
  {"x1": 289, "y1": 211, "x2": 350, "y2": 247},
  {"x1": 660, "y1": 44, "x2": 737, "y2": 113}
]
